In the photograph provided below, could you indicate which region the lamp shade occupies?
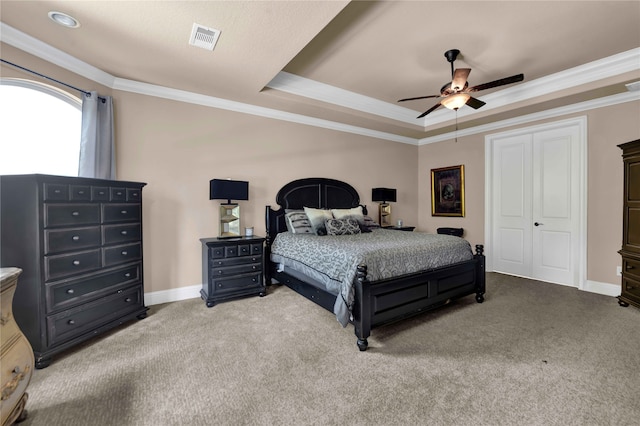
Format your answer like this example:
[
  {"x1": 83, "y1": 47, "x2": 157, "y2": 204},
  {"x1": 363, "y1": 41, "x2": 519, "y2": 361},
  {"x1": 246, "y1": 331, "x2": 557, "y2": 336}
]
[
  {"x1": 372, "y1": 187, "x2": 396, "y2": 203},
  {"x1": 210, "y1": 179, "x2": 249, "y2": 203}
]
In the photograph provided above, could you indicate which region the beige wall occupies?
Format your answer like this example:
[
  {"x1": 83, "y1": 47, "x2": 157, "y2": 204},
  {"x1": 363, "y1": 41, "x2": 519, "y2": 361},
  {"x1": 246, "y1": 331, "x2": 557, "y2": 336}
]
[
  {"x1": 113, "y1": 92, "x2": 419, "y2": 293},
  {"x1": 419, "y1": 102, "x2": 640, "y2": 286},
  {"x1": 3, "y1": 44, "x2": 639, "y2": 296}
]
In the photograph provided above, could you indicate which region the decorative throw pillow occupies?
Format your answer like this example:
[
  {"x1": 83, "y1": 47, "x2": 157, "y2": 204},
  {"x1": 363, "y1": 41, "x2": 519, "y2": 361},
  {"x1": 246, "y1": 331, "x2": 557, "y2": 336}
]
[
  {"x1": 325, "y1": 218, "x2": 361, "y2": 236},
  {"x1": 284, "y1": 211, "x2": 314, "y2": 234},
  {"x1": 362, "y1": 215, "x2": 381, "y2": 229},
  {"x1": 331, "y1": 206, "x2": 364, "y2": 224},
  {"x1": 303, "y1": 207, "x2": 333, "y2": 235}
]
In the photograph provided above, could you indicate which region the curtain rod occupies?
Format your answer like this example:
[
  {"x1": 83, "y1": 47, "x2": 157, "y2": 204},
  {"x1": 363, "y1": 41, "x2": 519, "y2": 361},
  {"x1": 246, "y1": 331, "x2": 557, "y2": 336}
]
[{"x1": 1, "y1": 58, "x2": 106, "y2": 102}]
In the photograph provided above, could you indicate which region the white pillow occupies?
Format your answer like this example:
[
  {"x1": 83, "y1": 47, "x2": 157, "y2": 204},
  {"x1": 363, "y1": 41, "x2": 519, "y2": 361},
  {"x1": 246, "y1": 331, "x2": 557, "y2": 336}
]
[
  {"x1": 331, "y1": 206, "x2": 364, "y2": 223},
  {"x1": 303, "y1": 207, "x2": 333, "y2": 235}
]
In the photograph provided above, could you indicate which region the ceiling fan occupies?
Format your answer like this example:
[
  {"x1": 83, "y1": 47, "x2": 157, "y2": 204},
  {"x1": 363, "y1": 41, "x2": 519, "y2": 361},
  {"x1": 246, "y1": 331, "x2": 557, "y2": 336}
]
[{"x1": 398, "y1": 49, "x2": 524, "y2": 118}]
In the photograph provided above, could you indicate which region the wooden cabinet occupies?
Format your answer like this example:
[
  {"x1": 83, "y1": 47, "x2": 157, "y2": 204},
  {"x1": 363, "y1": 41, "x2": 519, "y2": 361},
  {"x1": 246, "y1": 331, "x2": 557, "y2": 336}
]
[
  {"x1": 0, "y1": 174, "x2": 148, "y2": 368},
  {"x1": 1, "y1": 268, "x2": 33, "y2": 426},
  {"x1": 618, "y1": 140, "x2": 640, "y2": 309},
  {"x1": 200, "y1": 236, "x2": 265, "y2": 307}
]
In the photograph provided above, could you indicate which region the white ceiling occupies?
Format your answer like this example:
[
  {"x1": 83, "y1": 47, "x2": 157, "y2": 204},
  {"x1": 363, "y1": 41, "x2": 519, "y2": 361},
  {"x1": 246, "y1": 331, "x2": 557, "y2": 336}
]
[{"x1": 2, "y1": 1, "x2": 639, "y2": 144}]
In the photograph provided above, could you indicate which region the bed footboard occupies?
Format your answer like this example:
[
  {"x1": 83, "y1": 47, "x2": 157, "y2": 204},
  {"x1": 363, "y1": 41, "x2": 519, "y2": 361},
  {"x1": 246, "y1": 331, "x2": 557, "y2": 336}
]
[{"x1": 353, "y1": 244, "x2": 485, "y2": 351}]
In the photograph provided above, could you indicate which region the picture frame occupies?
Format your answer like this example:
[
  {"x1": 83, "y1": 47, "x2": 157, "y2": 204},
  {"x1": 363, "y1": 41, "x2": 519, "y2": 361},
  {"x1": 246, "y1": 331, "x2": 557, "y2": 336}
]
[{"x1": 431, "y1": 165, "x2": 465, "y2": 217}]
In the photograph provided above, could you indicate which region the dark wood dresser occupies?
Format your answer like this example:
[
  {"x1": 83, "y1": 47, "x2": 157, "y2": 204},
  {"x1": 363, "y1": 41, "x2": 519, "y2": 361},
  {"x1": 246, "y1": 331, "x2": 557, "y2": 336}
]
[
  {"x1": 618, "y1": 140, "x2": 640, "y2": 309},
  {"x1": 0, "y1": 174, "x2": 148, "y2": 368},
  {"x1": 200, "y1": 236, "x2": 265, "y2": 307}
]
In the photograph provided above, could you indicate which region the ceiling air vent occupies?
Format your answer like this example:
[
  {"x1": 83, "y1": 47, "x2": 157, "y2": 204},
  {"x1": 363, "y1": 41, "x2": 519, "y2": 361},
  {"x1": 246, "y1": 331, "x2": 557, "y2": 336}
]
[{"x1": 189, "y1": 23, "x2": 221, "y2": 51}]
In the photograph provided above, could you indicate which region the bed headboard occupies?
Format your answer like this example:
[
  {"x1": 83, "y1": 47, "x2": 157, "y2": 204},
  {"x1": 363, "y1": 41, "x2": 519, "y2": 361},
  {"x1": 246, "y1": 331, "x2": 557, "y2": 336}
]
[{"x1": 265, "y1": 177, "x2": 363, "y2": 244}]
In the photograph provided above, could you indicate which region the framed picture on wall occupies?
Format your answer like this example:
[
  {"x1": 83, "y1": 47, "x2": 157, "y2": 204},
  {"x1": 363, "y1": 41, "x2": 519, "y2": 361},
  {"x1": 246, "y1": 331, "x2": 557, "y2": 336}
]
[{"x1": 431, "y1": 165, "x2": 465, "y2": 217}]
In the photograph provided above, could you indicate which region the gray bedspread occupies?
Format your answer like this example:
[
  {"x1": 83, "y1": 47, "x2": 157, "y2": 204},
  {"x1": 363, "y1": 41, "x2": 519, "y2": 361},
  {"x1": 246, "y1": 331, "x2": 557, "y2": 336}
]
[{"x1": 269, "y1": 229, "x2": 474, "y2": 326}]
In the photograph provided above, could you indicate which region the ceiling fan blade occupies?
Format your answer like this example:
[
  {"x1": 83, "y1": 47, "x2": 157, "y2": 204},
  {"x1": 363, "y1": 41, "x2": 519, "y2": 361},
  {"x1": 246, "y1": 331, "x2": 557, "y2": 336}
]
[
  {"x1": 468, "y1": 73, "x2": 524, "y2": 92},
  {"x1": 465, "y1": 96, "x2": 486, "y2": 110},
  {"x1": 398, "y1": 95, "x2": 440, "y2": 102},
  {"x1": 417, "y1": 102, "x2": 442, "y2": 118},
  {"x1": 451, "y1": 68, "x2": 471, "y2": 91}
]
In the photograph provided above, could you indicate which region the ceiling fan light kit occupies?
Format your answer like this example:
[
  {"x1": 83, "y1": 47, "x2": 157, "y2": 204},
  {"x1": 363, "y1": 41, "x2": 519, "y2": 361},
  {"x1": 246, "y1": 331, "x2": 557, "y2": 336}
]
[{"x1": 398, "y1": 48, "x2": 524, "y2": 118}]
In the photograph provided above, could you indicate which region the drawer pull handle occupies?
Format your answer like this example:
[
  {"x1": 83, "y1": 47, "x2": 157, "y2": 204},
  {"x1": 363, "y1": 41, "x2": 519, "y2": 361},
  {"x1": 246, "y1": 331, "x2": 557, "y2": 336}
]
[
  {"x1": 68, "y1": 320, "x2": 75, "y2": 325},
  {"x1": 116, "y1": 191, "x2": 123, "y2": 196},
  {"x1": 252, "y1": 266, "x2": 257, "y2": 270},
  {"x1": 54, "y1": 189, "x2": 61, "y2": 194},
  {"x1": 78, "y1": 190, "x2": 85, "y2": 194},
  {"x1": 72, "y1": 211, "x2": 80, "y2": 216},
  {"x1": 120, "y1": 210, "x2": 128, "y2": 214},
  {"x1": 66, "y1": 289, "x2": 75, "y2": 294},
  {"x1": 98, "y1": 191, "x2": 105, "y2": 195},
  {"x1": 252, "y1": 278, "x2": 257, "y2": 282},
  {"x1": 218, "y1": 271, "x2": 223, "y2": 274},
  {"x1": 1, "y1": 365, "x2": 30, "y2": 401},
  {"x1": 72, "y1": 235, "x2": 80, "y2": 241},
  {"x1": 124, "y1": 273, "x2": 131, "y2": 278},
  {"x1": 121, "y1": 230, "x2": 128, "y2": 235},
  {"x1": 125, "y1": 298, "x2": 132, "y2": 303},
  {"x1": 72, "y1": 260, "x2": 80, "y2": 266},
  {"x1": 626, "y1": 265, "x2": 635, "y2": 270},
  {"x1": 121, "y1": 251, "x2": 128, "y2": 256}
]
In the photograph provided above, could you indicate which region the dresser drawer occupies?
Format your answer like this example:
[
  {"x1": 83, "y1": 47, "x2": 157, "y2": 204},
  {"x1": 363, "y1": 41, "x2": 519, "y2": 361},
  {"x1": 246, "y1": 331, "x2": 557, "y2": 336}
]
[
  {"x1": 622, "y1": 257, "x2": 640, "y2": 281},
  {"x1": 44, "y1": 204, "x2": 101, "y2": 227},
  {"x1": 211, "y1": 272, "x2": 263, "y2": 294},
  {"x1": 92, "y1": 186, "x2": 109, "y2": 201},
  {"x1": 46, "y1": 285, "x2": 143, "y2": 348},
  {"x1": 110, "y1": 187, "x2": 127, "y2": 201},
  {"x1": 211, "y1": 262, "x2": 262, "y2": 277},
  {"x1": 103, "y1": 243, "x2": 142, "y2": 267},
  {"x1": 70, "y1": 185, "x2": 91, "y2": 201},
  {"x1": 45, "y1": 249, "x2": 102, "y2": 281},
  {"x1": 102, "y1": 204, "x2": 141, "y2": 223},
  {"x1": 622, "y1": 275, "x2": 640, "y2": 299},
  {"x1": 127, "y1": 188, "x2": 142, "y2": 202},
  {"x1": 43, "y1": 183, "x2": 68, "y2": 201},
  {"x1": 45, "y1": 264, "x2": 141, "y2": 313},
  {"x1": 103, "y1": 224, "x2": 142, "y2": 245},
  {"x1": 44, "y1": 226, "x2": 102, "y2": 255}
]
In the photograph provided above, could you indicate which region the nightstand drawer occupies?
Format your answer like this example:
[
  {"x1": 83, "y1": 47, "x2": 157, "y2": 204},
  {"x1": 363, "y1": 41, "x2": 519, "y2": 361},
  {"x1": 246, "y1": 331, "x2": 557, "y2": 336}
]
[
  {"x1": 46, "y1": 264, "x2": 141, "y2": 313},
  {"x1": 44, "y1": 204, "x2": 101, "y2": 227},
  {"x1": 210, "y1": 255, "x2": 262, "y2": 268},
  {"x1": 45, "y1": 249, "x2": 102, "y2": 281},
  {"x1": 103, "y1": 243, "x2": 142, "y2": 267},
  {"x1": 103, "y1": 223, "x2": 142, "y2": 245},
  {"x1": 238, "y1": 243, "x2": 263, "y2": 256},
  {"x1": 212, "y1": 272, "x2": 263, "y2": 293},
  {"x1": 45, "y1": 226, "x2": 102, "y2": 254},
  {"x1": 211, "y1": 262, "x2": 262, "y2": 277},
  {"x1": 102, "y1": 204, "x2": 141, "y2": 223},
  {"x1": 46, "y1": 285, "x2": 143, "y2": 347}
]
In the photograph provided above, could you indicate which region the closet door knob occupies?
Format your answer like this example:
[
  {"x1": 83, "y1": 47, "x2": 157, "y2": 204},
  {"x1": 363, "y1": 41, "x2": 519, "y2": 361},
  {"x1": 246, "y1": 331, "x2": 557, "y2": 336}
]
[{"x1": 534, "y1": 222, "x2": 543, "y2": 226}]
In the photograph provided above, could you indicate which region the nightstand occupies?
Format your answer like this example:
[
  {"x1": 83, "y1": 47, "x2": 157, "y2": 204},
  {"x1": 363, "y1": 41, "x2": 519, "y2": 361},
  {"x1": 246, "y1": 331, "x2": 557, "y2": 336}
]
[
  {"x1": 382, "y1": 225, "x2": 415, "y2": 232},
  {"x1": 200, "y1": 236, "x2": 265, "y2": 307}
]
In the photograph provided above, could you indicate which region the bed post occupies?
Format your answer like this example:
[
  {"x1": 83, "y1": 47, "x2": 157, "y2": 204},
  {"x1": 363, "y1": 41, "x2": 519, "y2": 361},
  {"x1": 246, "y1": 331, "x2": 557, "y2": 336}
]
[
  {"x1": 265, "y1": 206, "x2": 273, "y2": 286},
  {"x1": 353, "y1": 264, "x2": 371, "y2": 351},
  {"x1": 474, "y1": 244, "x2": 485, "y2": 303}
]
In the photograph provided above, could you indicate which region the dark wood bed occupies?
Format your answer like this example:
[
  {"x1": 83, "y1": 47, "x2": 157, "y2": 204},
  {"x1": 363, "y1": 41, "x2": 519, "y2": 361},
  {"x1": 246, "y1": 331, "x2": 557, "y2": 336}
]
[{"x1": 265, "y1": 177, "x2": 485, "y2": 351}]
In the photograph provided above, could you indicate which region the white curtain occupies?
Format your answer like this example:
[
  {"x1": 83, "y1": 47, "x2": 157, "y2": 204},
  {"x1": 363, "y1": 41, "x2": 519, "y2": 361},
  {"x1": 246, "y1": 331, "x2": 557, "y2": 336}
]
[{"x1": 78, "y1": 91, "x2": 115, "y2": 179}]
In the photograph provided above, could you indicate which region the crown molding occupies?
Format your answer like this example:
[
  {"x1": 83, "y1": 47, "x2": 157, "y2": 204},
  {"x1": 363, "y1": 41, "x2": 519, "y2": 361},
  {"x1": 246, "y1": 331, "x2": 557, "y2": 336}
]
[
  {"x1": 418, "y1": 90, "x2": 640, "y2": 145},
  {"x1": 1, "y1": 22, "x2": 115, "y2": 88},
  {"x1": 2, "y1": 21, "x2": 638, "y2": 146},
  {"x1": 268, "y1": 48, "x2": 640, "y2": 128}
]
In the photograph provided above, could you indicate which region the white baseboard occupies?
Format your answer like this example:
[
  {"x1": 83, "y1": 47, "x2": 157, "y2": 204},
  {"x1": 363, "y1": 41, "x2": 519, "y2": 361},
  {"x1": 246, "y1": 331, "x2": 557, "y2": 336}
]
[
  {"x1": 144, "y1": 284, "x2": 201, "y2": 306},
  {"x1": 582, "y1": 280, "x2": 620, "y2": 297}
]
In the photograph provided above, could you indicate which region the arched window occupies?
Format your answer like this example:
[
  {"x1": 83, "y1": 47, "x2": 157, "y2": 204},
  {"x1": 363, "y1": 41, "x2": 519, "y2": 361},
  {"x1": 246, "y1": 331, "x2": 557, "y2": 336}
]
[{"x1": 0, "y1": 79, "x2": 82, "y2": 176}]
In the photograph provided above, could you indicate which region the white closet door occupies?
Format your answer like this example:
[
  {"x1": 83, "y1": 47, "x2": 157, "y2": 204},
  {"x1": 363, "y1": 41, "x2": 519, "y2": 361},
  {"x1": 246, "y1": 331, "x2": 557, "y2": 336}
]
[{"x1": 489, "y1": 119, "x2": 583, "y2": 287}]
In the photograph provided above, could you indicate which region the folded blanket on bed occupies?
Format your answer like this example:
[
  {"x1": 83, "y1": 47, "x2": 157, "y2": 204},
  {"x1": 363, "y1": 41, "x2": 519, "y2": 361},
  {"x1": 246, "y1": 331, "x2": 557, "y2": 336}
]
[{"x1": 269, "y1": 229, "x2": 474, "y2": 327}]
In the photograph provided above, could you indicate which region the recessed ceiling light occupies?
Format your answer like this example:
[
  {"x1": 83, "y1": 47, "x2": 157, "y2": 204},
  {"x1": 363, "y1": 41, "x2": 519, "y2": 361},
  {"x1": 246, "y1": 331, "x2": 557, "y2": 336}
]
[{"x1": 48, "y1": 11, "x2": 80, "y2": 28}]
